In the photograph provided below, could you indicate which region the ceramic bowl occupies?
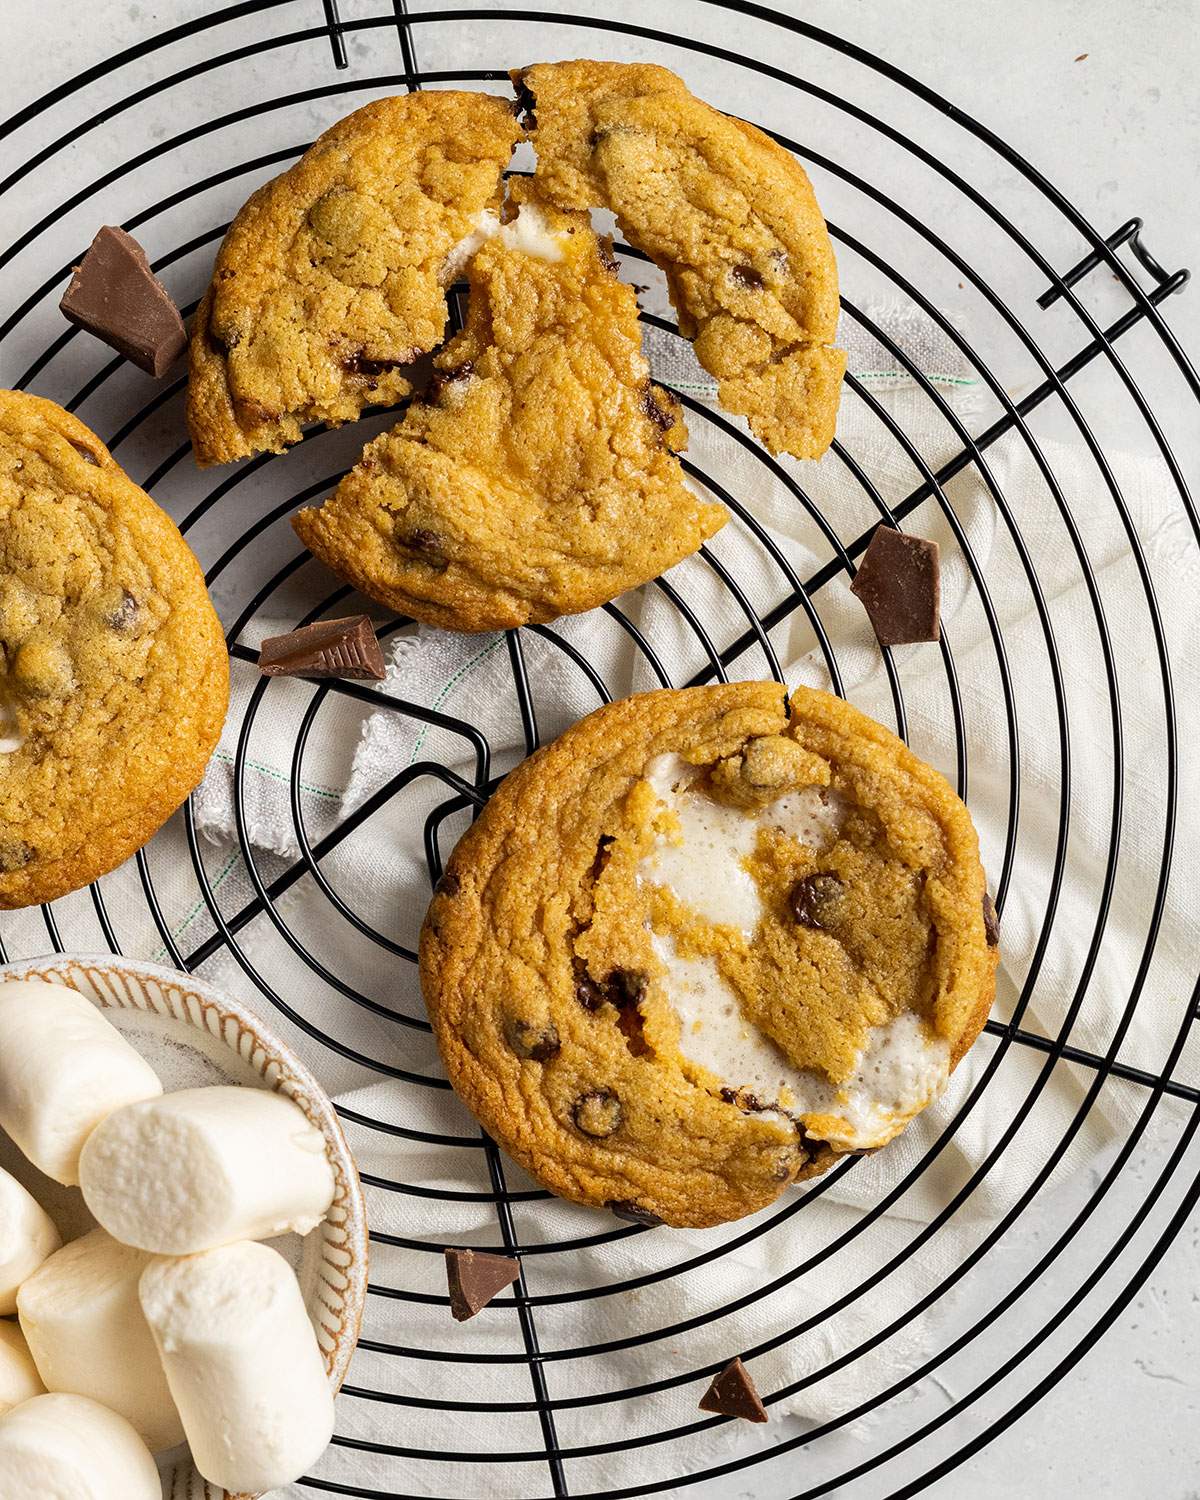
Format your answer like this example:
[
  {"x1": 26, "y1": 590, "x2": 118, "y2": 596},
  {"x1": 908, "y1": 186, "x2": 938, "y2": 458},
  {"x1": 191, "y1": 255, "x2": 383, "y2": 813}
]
[{"x1": 0, "y1": 954, "x2": 368, "y2": 1500}]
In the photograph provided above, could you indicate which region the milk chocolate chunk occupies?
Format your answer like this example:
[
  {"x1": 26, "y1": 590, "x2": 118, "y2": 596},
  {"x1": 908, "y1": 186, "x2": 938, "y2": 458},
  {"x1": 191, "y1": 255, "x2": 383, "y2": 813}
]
[
  {"x1": 982, "y1": 891, "x2": 1000, "y2": 947},
  {"x1": 444, "y1": 1248, "x2": 519, "y2": 1320},
  {"x1": 850, "y1": 525, "x2": 941, "y2": 646},
  {"x1": 606, "y1": 1200, "x2": 664, "y2": 1227},
  {"x1": 258, "y1": 615, "x2": 386, "y2": 681},
  {"x1": 59, "y1": 227, "x2": 188, "y2": 377},
  {"x1": 698, "y1": 1357, "x2": 769, "y2": 1422}
]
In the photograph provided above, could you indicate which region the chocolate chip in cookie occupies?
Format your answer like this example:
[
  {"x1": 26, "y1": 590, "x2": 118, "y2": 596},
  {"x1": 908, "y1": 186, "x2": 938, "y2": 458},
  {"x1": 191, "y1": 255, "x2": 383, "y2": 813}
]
[
  {"x1": 0, "y1": 840, "x2": 33, "y2": 874},
  {"x1": 444, "y1": 1248, "x2": 519, "y2": 1321},
  {"x1": 572, "y1": 1089, "x2": 622, "y2": 1137},
  {"x1": 698, "y1": 1357, "x2": 768, "y2": 1423},
  {"x1": 982, "y1": 891, "x2": 1000, "y2": 947},
  {"x1": 788, "y1": 873, "x2": 843, "y2": 929},
  {"x1": 100, "y1": 588, "x2": 141, "y2": 633},
  {"x1": 504, "y1": 1018, "x2": 561, "y2": 1062},
  {"x1": 730, "y1": 264, "x2": 764, "y2": 290},
  {"x1": 606, "y1": 1200, "x2": 664, "y2": 1226},
  {"x1": 850, "y1": 525, "x2": 941, "y2": 646}
]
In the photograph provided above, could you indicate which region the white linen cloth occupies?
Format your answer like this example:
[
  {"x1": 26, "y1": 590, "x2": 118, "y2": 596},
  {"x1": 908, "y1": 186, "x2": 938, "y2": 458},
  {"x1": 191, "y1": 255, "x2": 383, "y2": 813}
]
[{"x1": 5, "y1": 304, "x2": 1193, "y2": 1496}]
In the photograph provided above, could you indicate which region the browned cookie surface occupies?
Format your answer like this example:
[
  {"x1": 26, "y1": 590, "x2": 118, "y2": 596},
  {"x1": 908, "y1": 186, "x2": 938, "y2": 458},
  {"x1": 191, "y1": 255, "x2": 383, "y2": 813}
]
[
  {"x1": 187, "y1": 91, "x2": 522, "y2": 465},
  {"x1": 294, "y1": 181, "x2": 725, "y2": 632},
  {"x1": 421, "y1": 682, "x2": 995, "y2": 1228},
  {"x1": 0, "y1": 392, "x2": 228, "y2": 908},
  {"x1": 516, "y1": 60, "x2": 845, "y2": 459}
]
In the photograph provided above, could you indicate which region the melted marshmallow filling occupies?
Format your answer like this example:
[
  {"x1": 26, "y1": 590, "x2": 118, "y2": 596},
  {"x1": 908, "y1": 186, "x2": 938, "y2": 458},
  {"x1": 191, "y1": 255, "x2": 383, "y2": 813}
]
[
  {"x1": 639, "y1": 753, "x2": 950, "y2": 1150},
  {"x1": 443, "y1": 202, "x2": 566, "y2": 282}
]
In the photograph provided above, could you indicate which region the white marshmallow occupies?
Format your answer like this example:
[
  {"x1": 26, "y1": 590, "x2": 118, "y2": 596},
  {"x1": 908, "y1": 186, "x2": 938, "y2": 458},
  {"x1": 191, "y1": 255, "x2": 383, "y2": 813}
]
[
  {"x1": 0, "y1": 1392, "x2": 160, "y2": 1500},
  {"x1": 80, "y1": 1085, "x2": 335, "y2": 1255},
  {"x1": 0, "y1": 1167, "x2": 60, "y2": 1314},
  {"x1": 17, "y1": 1227, "x2": 183, "y2": 1452},
  {"x1": 0, "y1": 1324, "x2": 44, "y2": 1414},
  {"x1": 140, "y1": 1240, "x2": 334, "y2": 1493},
  {"x1": 0, "y1": 980, "x2": 162, "y2": 1185}
]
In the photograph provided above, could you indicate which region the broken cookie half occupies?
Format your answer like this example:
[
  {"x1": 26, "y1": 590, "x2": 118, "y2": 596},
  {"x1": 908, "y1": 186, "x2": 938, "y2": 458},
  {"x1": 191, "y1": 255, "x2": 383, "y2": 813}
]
[
  {"x1": 515, "y1": 59, "x2": 846, "y2": 460},
  {"x1": 186, "y1": 91, "x2": 523, "y2": 465},
  {"x1": 293, "y1": 180, "x2": 726, "y2": 632}
]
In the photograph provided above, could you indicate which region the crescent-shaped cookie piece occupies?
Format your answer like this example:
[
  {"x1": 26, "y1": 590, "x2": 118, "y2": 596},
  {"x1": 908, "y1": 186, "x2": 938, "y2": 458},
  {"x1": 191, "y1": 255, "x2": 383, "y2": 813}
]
[
  {"x1": 0, "y1": 392, "x2": 228, "y2": 908},
  {"x1": 187, "y1": 91, "x2": 523, "y2": 465},
  {"x1": 293, "y1": 181, "x2": 726, "y2": 631},
  {"x1": 421, "y1": 682, "x2": 996, "y2": 1228},
  {"x1": 516, "y1": 60, "x2": 846, "y2": 459}
]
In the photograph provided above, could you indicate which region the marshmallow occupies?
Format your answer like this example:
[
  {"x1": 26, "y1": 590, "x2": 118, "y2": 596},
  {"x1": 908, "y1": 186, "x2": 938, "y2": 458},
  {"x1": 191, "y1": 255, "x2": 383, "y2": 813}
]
[
  {"x1": 17, "y1": 1227, "x2": 183, "y2": 1452},
  {"x1": 0, "y1": 980, "x2": 162, "y2": 1185},
  {"x1": 0, "y1": 1325, "x2": 43, "y2": 1414},
  {"x1": 80, "y1": 1085, "x2": 335, "y2": 1254},
  {"x1": 140, "y1": 1240, "x2": 334, "y2": 1493},
  {"x1": 0, "y1": 1391, "x2": 160, "y2": 1500},
  {"x1": 0, "y1": 1166, "x2": 60, "y2": 1314}
]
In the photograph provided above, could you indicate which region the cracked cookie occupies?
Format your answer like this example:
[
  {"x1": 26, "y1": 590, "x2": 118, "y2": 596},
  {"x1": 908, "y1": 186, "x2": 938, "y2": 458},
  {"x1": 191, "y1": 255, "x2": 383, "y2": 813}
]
[
  {"x1": 421, "y1": 681, "x2": 995, "y2": 1228},
  {"x1": 515, "y1": 59, "x2": 845, "y2": 459},
  {"x1": 293, "y1": 180, "x2": 725, "y2": 631},
  {"x1": 187, "y1": 90, "x2": 523, "y2": 465},
  {"x1": 0, "y1": 392, "x2": 228, "y2": 908}
]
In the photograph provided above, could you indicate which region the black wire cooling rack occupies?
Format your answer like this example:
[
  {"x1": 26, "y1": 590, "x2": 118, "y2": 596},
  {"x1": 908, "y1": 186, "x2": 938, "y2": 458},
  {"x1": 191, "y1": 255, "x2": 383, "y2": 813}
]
[{"x1": 2, "y1": 3, "x2": 1199, "y2": 1497}]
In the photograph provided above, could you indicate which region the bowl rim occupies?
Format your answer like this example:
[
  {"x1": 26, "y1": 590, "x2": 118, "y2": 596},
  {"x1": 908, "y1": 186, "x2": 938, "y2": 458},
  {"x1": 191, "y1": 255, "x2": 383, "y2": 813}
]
[{"x1": 0, "y1": 952, "x2": 369, "y2": 1500}]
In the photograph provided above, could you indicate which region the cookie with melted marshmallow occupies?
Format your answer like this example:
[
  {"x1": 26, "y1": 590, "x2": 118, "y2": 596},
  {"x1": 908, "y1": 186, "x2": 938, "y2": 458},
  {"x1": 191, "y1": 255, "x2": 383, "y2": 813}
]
[
  {"x1": 421, "y1": 681, "x2": 995, "y2": 1228},
  {"x1": 187, "y1": 90, "x2": 523, "y2": 465},
  {"x1": 293, "y1": 180, "x2": 725, "y2": 631},
  {"x1": 515, "y1": 59, "x2": 846, "y2": 459}
]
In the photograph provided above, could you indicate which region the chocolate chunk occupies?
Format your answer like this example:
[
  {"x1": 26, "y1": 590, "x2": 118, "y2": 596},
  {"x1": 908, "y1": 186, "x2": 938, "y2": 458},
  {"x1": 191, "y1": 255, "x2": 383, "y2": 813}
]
[
  {"x1": 589, "y1": 832, "x2": 615, "y2": 881},
  {"x1": 641, "y1": 385, "x2": 677, "y2": 433},
  {"x1": 435, "y1": 868, "x2": 461, "y2": 898},
  {"x1": 59, "y1": 226, "x2": 187, "y2": 377},
  {"x1": 69, "y1": 440, "x2": 100, "y2": 466},
  {"x1": 611, "y1": 969, "x2": 646, "y2": 1006},
  {"x1": 103, "y1": 589, "x2": 140, "y2": 632},
  {"x1": 444, "y1": 1248, "x2": 519, "y2": 1321},
  {"x1": 698, "y1": 1357, "x2": 768, "y2": 1423},
  {"x1": 850, "y1": 526, "x2": 941, "y2": 646},
  {"x1": 0, "y1": 840, "x2": 33, "y2": 874},
  {"x1": 399, "y1": 528, "x2": 446, "y2": 562},
  {"x1": 575, "y1": 966, "x2": 607, "y2": 1012},
  {"x1": 427, "y1": 361, "x2": 475, "y2": 401},
  {"x1": 343, "y1": 351, "x2": 415, "y2": 380},
  {"x1": 258, "y1": 615, "x2": 386, "y2": 681},
  {"x1": 572, "y1": 1089, "x2": 622, "y2": 1137},
  {"x1": 598, "y1": 235, "x2": 620, "y2": 276},
  {"x1": 510, "y1": 69, "x2": 537, "y2": 128},
  {"x1": 982, "y1": 891, "x2": 1000, "y2": 947},
  {"x1": 788, "y1": 873, "x2": 843, "y2": 929},
  {"x1": 730, "y1": 264, "x2": 764, "y2": 289},
  {"x1": 607, "y1": 1200, "x2": 663, "y2": 1227},
  {"x1": 720, "y1": 1086, "x2": 765, "y2": 1113},
  {"x1": 504, "y1": 1018, "x2": 561, "y2": 1062}
]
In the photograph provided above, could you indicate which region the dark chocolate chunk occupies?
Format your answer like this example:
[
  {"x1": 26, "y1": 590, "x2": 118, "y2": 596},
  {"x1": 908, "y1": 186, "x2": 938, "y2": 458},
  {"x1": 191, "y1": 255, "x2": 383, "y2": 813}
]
[
  {"x1": 399, "y1": 528, "x2": 446, "y2": 562},
  {"x1": 427, "y1": 361, "x2": 475, "y2": 401},
  {"x1": 0, "y1": 840, "x2": 33, "y2": 874},
  {"x1": 504, "y1": 1018, "x2": 561, "y2": 1062},
  {"x1": 69, "y1": 440, "x2": 100, "y2": 466},
  {"x1": 698, "y1": 1357, "x2": 768, "y2": 1423},
  {"x1": 641, "y1": 385, "x2": 677, "y2": 433},
  {"x1": 435, "y1": 868, "x2": 461, "y2": 898},
  {"x1": 982, "y1": 891, "x2": 1000, "y2": 947},
  {"x1": 258, "y1": 615, "x2": 386, "y2": 681},
  {"x1": 850, "y1": 525, "x2": 941, "y2": 646},
  {"x1": 607, "y1": 1200, "x2": 664, "y2": 1227},
  {"x1": 589, "y1": 833, "x2": 615, "y2": 881},
  {"x1": 720, "y1": 1086, "x2": 765, "y2": 1113},
  {"x1": 343, "y1": 351, "x2": 415, "y2": 380},
  {"x1": 598, "y1": 235, "x2": 620, "y2": 276},
  {"x1": 510, "y1": 69, "x2": 538, "y2": 128},
  {"x1": 730, "y1": 264, "x2": 764, "y2": 290},
  {"x1": 610, "y1": 969, "x2": 646, "y2": 1007},
  {"x1": 572, "y1": 1089, "x2": 622, "y2": 1137},
  {"x1": 103, "y1": 589, "x2": 140, "y2": 632},
  {"x1": 444, "y1": 1248, "x2": 519, "y2": 1321},
  {"x1": 575, "y1": 966, "x2": 607, "y2": 1011},
  {"x1": 788, "y1": 873, "x2": 843, "y2": 929},
  {"x1": 59, "y1": 226, "x2": 187, "y2": 377}
]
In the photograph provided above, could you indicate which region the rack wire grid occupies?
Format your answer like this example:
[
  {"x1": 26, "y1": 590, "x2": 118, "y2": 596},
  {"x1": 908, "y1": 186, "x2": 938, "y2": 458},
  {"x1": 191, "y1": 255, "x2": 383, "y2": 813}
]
[{"x1": 2, "y1": 3, "x2": 1198, "y2": 1497}]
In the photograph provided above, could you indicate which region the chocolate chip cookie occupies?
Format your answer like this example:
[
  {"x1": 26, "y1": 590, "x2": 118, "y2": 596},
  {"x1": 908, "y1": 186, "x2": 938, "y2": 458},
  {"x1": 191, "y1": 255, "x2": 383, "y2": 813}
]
[
  {"x1": 293, "y1": 180, "x2": 725, "y2": 631},
  {"x1": 0, "y1": 392, "x2": 228, "y2": 908},
  {"x1": 421, "y1": 681, "x2": 995, "y2": 1228},
  {"x1": 515, "y1": 60, "x2": 845, "y2": 459},
  {"x1": 187, "y1": 91, "x2": 523, "y2": 466}
]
